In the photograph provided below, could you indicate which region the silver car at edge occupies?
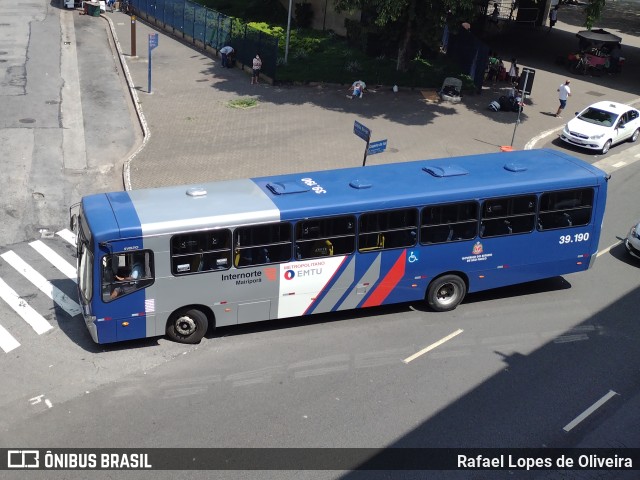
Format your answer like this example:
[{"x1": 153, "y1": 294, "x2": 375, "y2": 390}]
[{"x1": 625, "y1": 220, "x2": 640, "y2": 259}]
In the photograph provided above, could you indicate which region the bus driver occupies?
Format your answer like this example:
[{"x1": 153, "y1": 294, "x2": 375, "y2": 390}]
[{"x1": 110, "y1": 256, "x2": 145, "y2": 299}]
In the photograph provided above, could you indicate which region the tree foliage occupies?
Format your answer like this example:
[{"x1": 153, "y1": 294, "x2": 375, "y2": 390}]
[
  {"x1": 334, "y1": 0, "x2": 474, "y2": 71},
  {"x1": 585, "y1": 0, "x2": 606, "y2": 30}
]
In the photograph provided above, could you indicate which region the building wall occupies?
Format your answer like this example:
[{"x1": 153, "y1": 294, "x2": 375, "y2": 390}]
[{"x1": 279, "y1": 0, "x2": 360, "y2": 36}]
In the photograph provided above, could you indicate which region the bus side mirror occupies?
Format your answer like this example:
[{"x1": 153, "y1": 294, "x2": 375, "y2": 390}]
[{"x1": 70, "y1": 213, "x2": 78, "y2": 233}]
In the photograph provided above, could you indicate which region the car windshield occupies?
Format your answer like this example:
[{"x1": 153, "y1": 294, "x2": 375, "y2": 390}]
[{"x1": 578, "y1": 107, "x2": 619, "y2": 127}]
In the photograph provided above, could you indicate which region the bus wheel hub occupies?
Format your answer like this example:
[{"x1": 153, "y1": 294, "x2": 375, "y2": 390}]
[{"x1": 176, "y1": 316, "x2": 196, "y2": 335}]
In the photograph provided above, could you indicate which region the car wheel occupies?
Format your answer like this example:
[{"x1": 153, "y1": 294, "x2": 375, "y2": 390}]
[
  {"x1": 601, "y1": 140, "x2": 612, "y2": 155},
  {"x1": 630, "y1": 128, "x2": 640, "y2": 143},
  {"x1": 426, "y1": 274, "x2": 467, "y2": 312},
  {"x1": 166, "y1": 308, "x2": 209, "y2": 344}
]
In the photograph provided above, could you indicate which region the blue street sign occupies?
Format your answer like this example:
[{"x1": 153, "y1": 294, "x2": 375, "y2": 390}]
[
  {"x1": 367, "y1": 139, "x2": 387, "y2": 155},
  {"x1": 149, "y1": 33, "x2": 158, "y2": 50},
  {"x1": 353, "y1": 120, "x2": 371, "y2": 142}
]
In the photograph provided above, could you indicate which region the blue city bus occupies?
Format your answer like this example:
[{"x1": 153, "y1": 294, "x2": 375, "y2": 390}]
[{"x1": 71, "y1": 149, "x2": 609, "y2": 344}]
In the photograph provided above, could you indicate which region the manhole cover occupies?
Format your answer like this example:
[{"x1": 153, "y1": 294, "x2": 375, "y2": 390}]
[{"x1": 19, "y1": 118, "x2": 36, "y2": 123}]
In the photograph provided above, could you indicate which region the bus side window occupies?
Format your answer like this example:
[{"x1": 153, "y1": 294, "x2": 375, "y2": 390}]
[
  {"x1": 103, "y1": 251, "x2": 154, "y2": 301},
  {"x1": 538, "y1": 188, "x2": 593, "y2": 231}
]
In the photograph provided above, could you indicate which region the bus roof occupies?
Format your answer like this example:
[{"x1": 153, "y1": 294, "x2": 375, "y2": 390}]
[
  {"x1": 83, "y1": 149, "x2": 608, "y2": 240},
  {"x1": 256, "y1": 149, "x2": 606, "y2": 221}
]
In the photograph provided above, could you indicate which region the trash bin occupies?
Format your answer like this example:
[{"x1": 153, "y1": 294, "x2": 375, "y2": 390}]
[{"x1": 85, "y1": 1, "x2": 101, "y2": 16}]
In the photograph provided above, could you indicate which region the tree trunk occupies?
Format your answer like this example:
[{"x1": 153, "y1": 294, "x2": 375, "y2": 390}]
[{"x1": 396, "y1": 0, "x2": 416, "y2": 71}]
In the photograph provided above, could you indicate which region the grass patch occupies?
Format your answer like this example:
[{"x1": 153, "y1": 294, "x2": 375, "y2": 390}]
[{"x1": 227, "y1": 98, "x2": 258, "y2": 109}]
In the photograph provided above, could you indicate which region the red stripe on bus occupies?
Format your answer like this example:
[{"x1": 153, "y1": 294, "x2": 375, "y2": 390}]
[{"x1": 362, "y1": 251, "x2": 406, "y2": 307}]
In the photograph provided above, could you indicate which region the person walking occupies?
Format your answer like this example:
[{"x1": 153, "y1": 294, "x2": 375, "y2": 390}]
[
  {"x1": 251, "y1": 54, "x2": 262, "y2": 84},
  {"x1": 219, "y1": 46, "x2": 234, "y2": 68},
  {"x1": 556, "y1": 79, "x2": 571, "y2": 118}
]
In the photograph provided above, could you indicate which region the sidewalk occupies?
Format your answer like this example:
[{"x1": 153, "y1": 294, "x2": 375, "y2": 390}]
[{"x1": 103, "y1": 8, "x2": 640, "y2": 190}]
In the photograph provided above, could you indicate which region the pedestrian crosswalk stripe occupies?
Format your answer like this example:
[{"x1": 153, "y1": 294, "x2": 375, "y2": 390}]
[
  {"x1": 0, "y1": 277, "x2": 53, "y2": 335},
  {"x1": 56, "y1": 228, "x2": 76, "y2": 246},
  {"x1": 0, "y1": 323, "x2": 21, "y2": 353},
  {"x1": 0, "y1": 251, "x2": 81, "y2": 318},
  {"x1": 29, "y1": 240, "x2": 77, "y2": 283}
]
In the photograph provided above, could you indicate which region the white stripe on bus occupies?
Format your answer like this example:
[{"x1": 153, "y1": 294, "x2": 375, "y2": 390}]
[
  {"x1": 29, "y1": 240, "x2": 77, "y2": 283},
  {"x1": 0, "y1": 323, "x2": 21, "y2": 353},
  {"x1": 56, "y1": 228, "x2": 77, "y2": 246},
  {"x1": 0, "y1": 277, "x2": 53, "y2": 335},
  {"x1": 0, "y1": 251, "x2": 81, "y2": 317}
]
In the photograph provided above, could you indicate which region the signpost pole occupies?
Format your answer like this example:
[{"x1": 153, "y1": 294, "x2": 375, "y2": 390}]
[
  {"x1": 362, "y1": 137, "x2": 370, "y2": 167},
  {"x1": 148, "y1": 36, "x2": 152, "y2": 93},
  {"x1": 511, "y1": 69, "x2": 530, "y2": 147},
  {"x1": 147, "y1": 34, "x2": 158, "y2": 94},
  {"x1": 131, "y1": 15, "x2": 137, "y2": 57}
]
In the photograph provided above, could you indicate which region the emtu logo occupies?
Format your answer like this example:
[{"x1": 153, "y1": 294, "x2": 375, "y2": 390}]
[
  {"x1": 284, "y1": 270, "x2": 295, "y2": 280},
  {"x1": 263, "y1": 267, "x2": 277, "y2": 281}
]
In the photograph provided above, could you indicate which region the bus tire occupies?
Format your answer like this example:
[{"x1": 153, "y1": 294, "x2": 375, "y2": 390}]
[
  {"x1": 166, "y1": 308, "x2": 208, "y2": 344},
  {"x1": 427, "y1": 274, "x2": 466, "y2": 312}
]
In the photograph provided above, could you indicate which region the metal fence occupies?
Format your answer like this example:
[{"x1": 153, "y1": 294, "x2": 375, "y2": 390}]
[{"x1": 130, "y1": 0, "x2": 279, "y2": 80}]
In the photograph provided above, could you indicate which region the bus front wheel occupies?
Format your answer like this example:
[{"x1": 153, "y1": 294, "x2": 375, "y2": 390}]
[
  {"x1": 166, "y1": 308, "x2": 208, "y2": 344},
  {"x1": 427, "y1": 275, "x2": 466, "y2": 312}
]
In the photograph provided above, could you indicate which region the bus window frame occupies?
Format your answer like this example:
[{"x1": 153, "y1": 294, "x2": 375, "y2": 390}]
[
  {"x1": 358, "y1": 208, "x2": 418, "y2": 252},
  {"x1": 295, "y1": 215, "x2": 356, "y2": 260},
  {"x1": 234, "y1": 221, "x2": 293, "y2": 268},
  {"x1": 170, "y1": 228, "x2": 232, "y2": 275},
  {"x1": 102, "y1": 250, "x2": 155, "y2": 302}
]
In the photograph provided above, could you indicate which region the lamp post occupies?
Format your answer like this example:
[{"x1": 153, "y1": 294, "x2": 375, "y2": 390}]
[{"x1": 284, "y1": 0, "x2": 293, "y2": 64}]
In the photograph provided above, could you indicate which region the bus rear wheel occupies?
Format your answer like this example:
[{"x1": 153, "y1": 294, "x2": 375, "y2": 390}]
[
  {"x1": 427, "y1": 274, "x2": 466, "y2": 312},
  {"x1": 166, "y1": 308, "x2": 208, "y2": 344}
]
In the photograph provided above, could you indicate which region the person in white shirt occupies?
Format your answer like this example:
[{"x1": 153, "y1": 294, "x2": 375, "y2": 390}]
[
  {"x1": 219, "y1": 46, "x2": 234, "y2": 68},
  {"x1": 556, "y1": 80, "x2": 571, "y2": 118},
  {"x1": 251, "y1": 55, "x2": 262, "y2": 84}
]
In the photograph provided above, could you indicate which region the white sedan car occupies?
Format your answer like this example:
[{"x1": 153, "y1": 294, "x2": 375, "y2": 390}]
[
  {"x1": 560, "y1": 101, "x2": 640, "y2": 154},
  {"x1": 626, "y1": 220, "x2": 640, "y2": 260}
]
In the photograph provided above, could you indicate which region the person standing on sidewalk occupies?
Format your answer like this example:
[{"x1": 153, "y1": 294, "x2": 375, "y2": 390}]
[
  {"x1": 251, "y1": 55, "x2": 262, "y2": 84},
  {"x1": 548, "y1": 6, "x2": 558, "y2": 32},
  {"x1": 219, "y1": 46, "x2": 234, "y2": 68},
  {"x1": 556, "y1": 79, "x2": 571, "y2": 118}
]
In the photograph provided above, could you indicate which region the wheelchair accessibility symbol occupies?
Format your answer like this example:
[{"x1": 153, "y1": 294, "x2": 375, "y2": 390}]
[{"x1": 407, "y1": 251, "x2": 419, "y2": 263}]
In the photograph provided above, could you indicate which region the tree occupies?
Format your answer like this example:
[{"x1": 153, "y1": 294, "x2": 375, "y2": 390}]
[
  {"x1": 584, "y1": 0, "x2": 606, "y2": 29},
  {"x1": 333, "y1": 0, "x2": 474, "y2": 71}
]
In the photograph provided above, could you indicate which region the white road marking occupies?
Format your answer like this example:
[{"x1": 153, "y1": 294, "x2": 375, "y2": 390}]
[
  {"x1": 56, "y1": 228, "x2": 76, "y2": 246},
  {"x1": 596, "y1": 240, "x2": 622, "y2": 257},
  {"x1": 1, "y1": 251, "x2": 81, "y2": 317},
  {"x1": 29, "y1": 240, "x2": 77, "y2": 282},
  {"x1": 403, "y1": 329, "x2": 464, "y2": 364},
  {"x1": 0, "y1": 323, "x2": 21, "y2": 353},
  {"x1": 524, "y1": 127, "x2": 561, "y2": 150},
  {"x1": 0, "y1": 278, "x2": 53, "y2": 335},
  {"x1": 563, "y1": 390, "x2": 618, "y2": 432},
  {"x1": 612, "y1": 161, "x2": 627, "y2": 168}
]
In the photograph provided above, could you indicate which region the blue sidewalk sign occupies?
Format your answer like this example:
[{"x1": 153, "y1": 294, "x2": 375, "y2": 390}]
[
  {"x1": 148, "y1": 34, "x2": 159, "y2": 93},
  {"x1": 353, "y1": 121, "x2": 371, "y2": 142},
  {"x1": 149, "y1": 33, "x2": 159, "y2": 50},
  {"x1": 367, "y1": 139, "x2": 387, "y2": 155}
]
